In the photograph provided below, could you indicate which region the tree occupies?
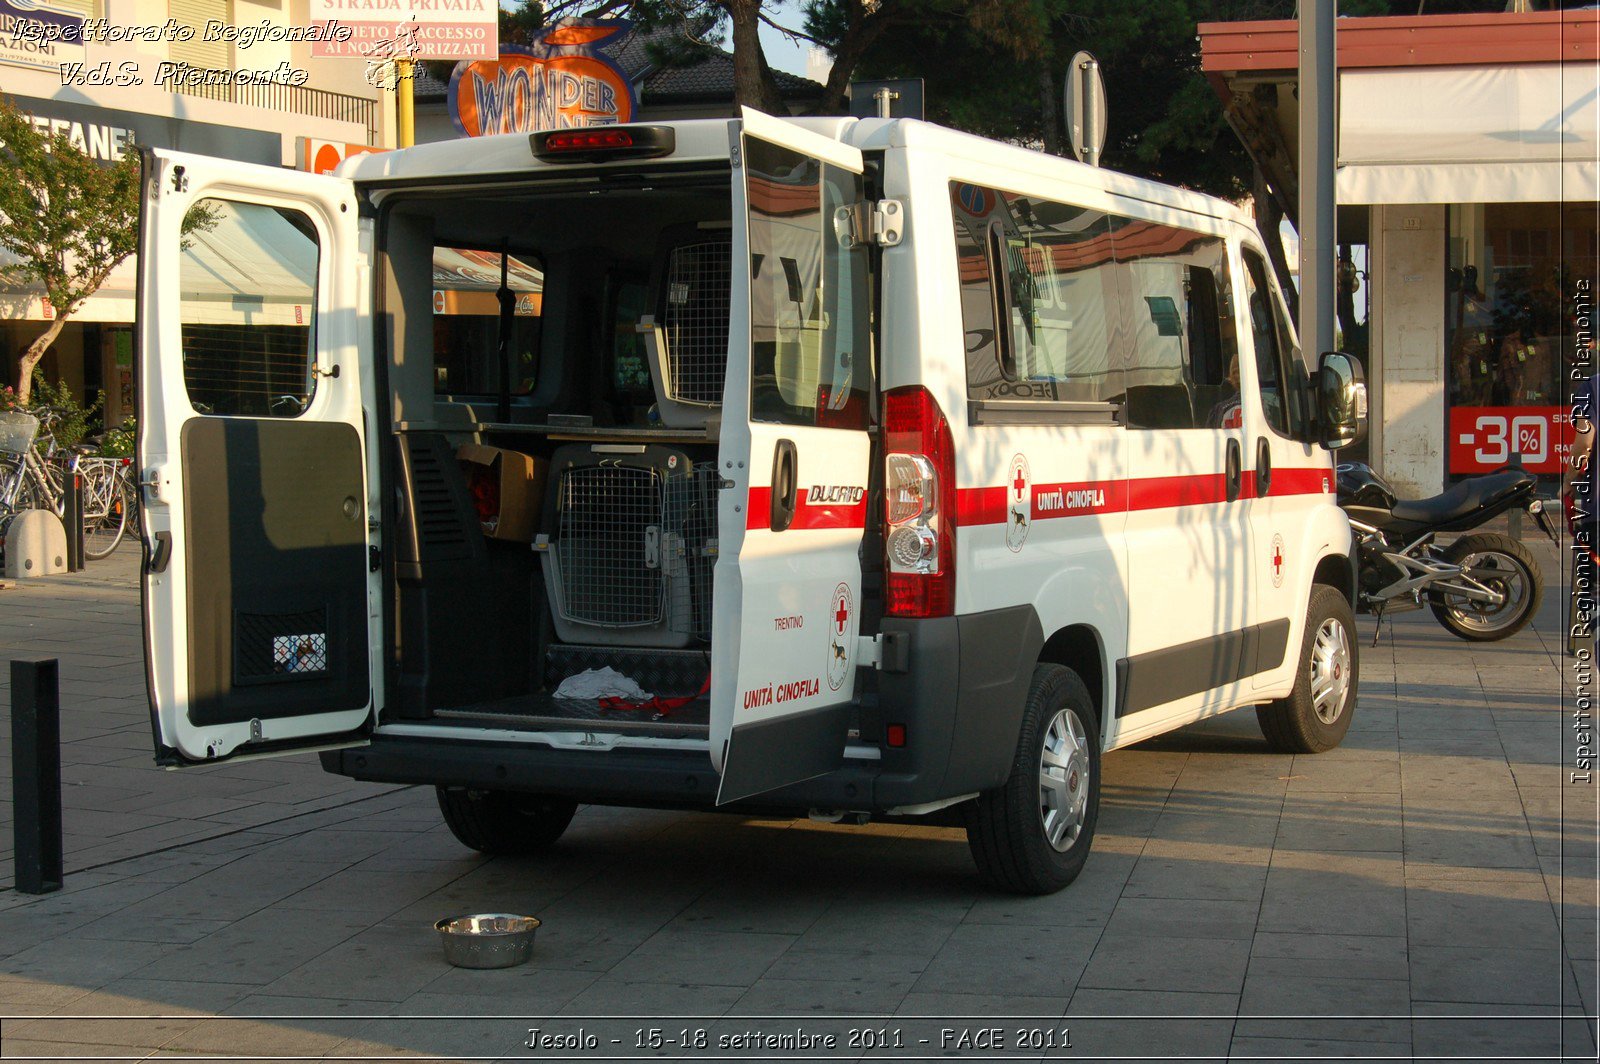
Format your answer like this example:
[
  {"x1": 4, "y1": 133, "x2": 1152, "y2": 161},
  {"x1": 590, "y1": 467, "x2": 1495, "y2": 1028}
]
[
  {"x1": 501, "y1": 0, "x2": 1046, "y2": 114},
  {"x1": 0, "y1": 94, "x2": 142, "y2": 405}
]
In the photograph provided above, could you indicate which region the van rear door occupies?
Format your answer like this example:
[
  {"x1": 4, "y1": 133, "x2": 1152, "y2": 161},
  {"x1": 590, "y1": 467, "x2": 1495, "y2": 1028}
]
[
  {"x1": 711, "y1": 110, "x2": 873, "y2": 804},
  {"x1": 137, "y1": 149, "x2": 379, "y2": 765}
]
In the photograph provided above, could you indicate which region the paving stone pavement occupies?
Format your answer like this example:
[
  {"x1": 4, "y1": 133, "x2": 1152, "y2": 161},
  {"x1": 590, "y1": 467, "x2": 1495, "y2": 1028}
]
[{"x1": 0, "y1": 532, "x2": 1595, "y2": 1062}]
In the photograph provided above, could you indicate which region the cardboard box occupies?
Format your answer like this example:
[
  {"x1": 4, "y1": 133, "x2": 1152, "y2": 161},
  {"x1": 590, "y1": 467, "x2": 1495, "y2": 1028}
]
[{"x1": 457, "y1": 444, "x2": 547, "y2": 542}]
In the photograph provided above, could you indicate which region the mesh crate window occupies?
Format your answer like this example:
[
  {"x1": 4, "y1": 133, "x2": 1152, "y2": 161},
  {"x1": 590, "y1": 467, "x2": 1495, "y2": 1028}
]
[{"x1": 179, "y1": 199, "x2": 319, "y2": 418}]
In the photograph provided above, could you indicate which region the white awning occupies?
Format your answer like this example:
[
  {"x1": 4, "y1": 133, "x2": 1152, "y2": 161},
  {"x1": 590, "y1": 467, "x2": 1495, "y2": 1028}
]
[{"x1": 1337, "y1": 63, "x2": 1599, "y2": 204}]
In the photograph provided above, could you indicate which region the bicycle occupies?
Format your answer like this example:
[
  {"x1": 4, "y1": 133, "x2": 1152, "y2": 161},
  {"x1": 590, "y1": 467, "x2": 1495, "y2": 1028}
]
[{"x1": 0, "y1": 408, "x2": 135, "y2": 561}]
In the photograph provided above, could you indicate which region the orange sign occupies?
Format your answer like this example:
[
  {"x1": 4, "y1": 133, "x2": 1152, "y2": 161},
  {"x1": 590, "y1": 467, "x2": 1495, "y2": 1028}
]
[
  {"x1": 298, "y1": 138, "x2": 385, "y2": 176},
  {"x1": 448, "y1": 20, "x2": 636, "y2": 138}
]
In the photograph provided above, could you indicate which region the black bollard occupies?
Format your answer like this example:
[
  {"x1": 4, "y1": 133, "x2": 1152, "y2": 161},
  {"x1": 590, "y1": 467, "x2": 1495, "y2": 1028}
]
[
  {"x1": 12, "y1": 659, "x2": 63, "y2": 894},
  {"x1": 63, "y1": 466, "x2": 83, "y2": 572}
]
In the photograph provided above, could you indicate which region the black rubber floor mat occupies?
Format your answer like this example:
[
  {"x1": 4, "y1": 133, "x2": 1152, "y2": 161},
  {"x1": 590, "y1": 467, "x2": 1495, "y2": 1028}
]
[{"x1": 543, "y1": 643, "x2": 711, "y2": 695}]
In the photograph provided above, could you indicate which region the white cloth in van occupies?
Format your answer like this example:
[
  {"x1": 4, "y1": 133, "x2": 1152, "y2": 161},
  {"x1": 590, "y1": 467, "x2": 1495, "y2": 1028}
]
[{"x1": 553, "y1": 667, "x2": 652, "y2": 702}]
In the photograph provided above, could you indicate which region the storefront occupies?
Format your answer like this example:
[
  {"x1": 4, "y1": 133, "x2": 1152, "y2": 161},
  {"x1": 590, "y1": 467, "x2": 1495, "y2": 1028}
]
[
  {"x1": 1444, "y1": 201, "x2": 1598, "y2": 478},
  {"x1": 0, "y1": 95, "x2": 282, "y2": 424},
  {"x1": 1200, "y1": 9, "x2": 1599, "y2": 495}
]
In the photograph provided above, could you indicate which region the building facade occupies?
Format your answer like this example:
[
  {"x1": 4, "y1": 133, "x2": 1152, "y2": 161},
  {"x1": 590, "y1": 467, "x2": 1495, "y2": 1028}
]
[
  {"x1": 1200, "y1": 9, "x2": 1599, "y2": 495},
  {"x1": 1, "y1": 0, "x2": 394, "y2": 422}
]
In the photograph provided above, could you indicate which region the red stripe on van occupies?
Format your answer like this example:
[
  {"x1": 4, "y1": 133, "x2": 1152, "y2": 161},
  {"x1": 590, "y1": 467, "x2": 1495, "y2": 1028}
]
[
  {"x1": 1127, "y1": 473, "x2": 1230, "y2": 511},
  {"x1": 956, "y1": 485, "x2": 1008, "y2": 525},
  {"x1": 746, "y1": 487, "x2": 870, "y2": 531},
  {"x1": 955, "y1": 467, "x2": 1334, "y2": 526},
  {"x1": 747, "y1": 486, "x2": 773, "y2": 530},
  {"x1": 1264, "y1": 467, "x2": 1333, "y2": 497},
  {"x1": 1029, "y1": 480, "x2": 1125, "y2": 518}
]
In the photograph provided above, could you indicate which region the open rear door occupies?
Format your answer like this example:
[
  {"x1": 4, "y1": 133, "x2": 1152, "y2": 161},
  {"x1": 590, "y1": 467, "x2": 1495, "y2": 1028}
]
[
  {"x1": 711, "y1": 109, "x2": 873, "y2": 804},
  {"x1": 137, "y1": 149, "x2": 378, "y2": 765}
]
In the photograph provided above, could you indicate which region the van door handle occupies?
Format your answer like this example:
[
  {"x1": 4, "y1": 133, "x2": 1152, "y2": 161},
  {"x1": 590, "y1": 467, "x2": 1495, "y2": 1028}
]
[
  {"x1": 1256, "y1": 437, "x2": 1272, "y2": 498},
  {"x1": 771, "y1": 438, "x2": 798, "y2": 532},
  {"x1": 1225, "y1": 438, "x2": 1242, "y2": 503},
  {"x1": 147, "y1": 531, "x2": 172, "y2": 574}
]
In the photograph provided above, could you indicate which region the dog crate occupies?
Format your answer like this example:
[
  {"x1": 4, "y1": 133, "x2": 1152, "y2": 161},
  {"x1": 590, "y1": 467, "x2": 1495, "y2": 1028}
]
[
  {"x1": 537, "y1": 444, "x2": 718, "y2": 649},
  {"x1": 642, "y1": 235, "x2": 732, "y2": 427}
]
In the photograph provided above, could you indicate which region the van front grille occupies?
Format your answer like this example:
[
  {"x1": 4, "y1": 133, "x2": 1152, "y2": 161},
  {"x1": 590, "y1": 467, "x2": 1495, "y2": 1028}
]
[{"x1": 556, "y1": 464, "x2": 664, "y2": 628}]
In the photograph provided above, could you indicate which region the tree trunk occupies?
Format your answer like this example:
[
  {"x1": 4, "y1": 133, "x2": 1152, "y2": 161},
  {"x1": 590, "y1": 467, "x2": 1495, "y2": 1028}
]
[
  {"x1": 1039, "y1": 60, "x2": 1061, "y2": 155},
  {"x1": 813, "y1": 4, "x2": 898, "y2": 116},
  {"x1": 1253, "y1": 166, "x2": 1300, "y2": 326},
  {"x1": 727, "y1": 0, "x2": 786, "y2": 113},
  {"x1": 14, "y1": 315, "x2": 69, "y2": 405}
]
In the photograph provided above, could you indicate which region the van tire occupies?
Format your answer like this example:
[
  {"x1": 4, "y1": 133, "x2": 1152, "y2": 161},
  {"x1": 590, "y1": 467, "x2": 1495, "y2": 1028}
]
[
  {"x1": 964, "y1": 664, "x2": 1100, "y2": 895},
  {"x1": 436, "y1": 788, "x2": 578, "y2": 855},
  {"x1": 1256, "y1": 585, "x2": 1358, "y2": 754}
]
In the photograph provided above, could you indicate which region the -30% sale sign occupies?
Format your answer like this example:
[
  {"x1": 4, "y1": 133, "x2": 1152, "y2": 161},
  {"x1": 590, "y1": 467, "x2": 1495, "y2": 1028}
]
[{"x1": 1449, "y1": 406, "x2": 1573, "y2": 475}]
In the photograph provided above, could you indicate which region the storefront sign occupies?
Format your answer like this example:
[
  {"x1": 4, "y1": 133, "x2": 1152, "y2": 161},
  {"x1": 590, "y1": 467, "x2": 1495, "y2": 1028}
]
[
  {"x1": 4, "y1": 95, "x2": 282, "y2": 166},
  {"x1": 308, "y1": 0, "x2": 496, "y2": 61},
  {"x1": 1449, "y1": 405, "x2": 1574, "y2": 475},
  {"x1": 448, "y1": 20, "x2": 635, "y2": 138},
  {"x1": 297, "y1": 138, "x2": 385, "y2": 175},
  {"x1": 0, "y1": 0, "x2": 85, "y2": 72}
]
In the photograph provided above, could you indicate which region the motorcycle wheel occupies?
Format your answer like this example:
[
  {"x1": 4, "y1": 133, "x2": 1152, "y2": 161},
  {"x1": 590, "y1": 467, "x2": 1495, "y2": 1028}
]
[{"x1": 1428, "y1": 533, "x2": 1542, "y2": 642}]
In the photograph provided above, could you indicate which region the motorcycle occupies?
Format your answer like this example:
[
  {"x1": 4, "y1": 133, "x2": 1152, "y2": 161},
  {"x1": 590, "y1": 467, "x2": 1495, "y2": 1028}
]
[{"x1": 1336, "y1": 461, "x2": 1556, "y2": 642}]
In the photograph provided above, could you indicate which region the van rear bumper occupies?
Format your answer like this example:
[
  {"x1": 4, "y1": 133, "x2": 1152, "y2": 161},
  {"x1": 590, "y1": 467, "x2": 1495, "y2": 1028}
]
[
  {"x1": 322, "y1": 734, "x2": 952, "y2": 812},
  {"x1": 324, "y1": 603, "x2": 1043, "y2": 811}
]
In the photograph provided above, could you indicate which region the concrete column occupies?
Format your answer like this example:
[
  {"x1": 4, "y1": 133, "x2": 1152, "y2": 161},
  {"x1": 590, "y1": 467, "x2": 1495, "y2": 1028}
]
[{"x1": 1372, "y1": 203, "x2": 1448, "y2": 496}]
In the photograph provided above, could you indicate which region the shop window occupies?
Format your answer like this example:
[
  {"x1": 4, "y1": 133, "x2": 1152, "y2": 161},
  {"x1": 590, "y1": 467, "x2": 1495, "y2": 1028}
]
[
  {"x1": 179, "y1": 198, "x2": 319, "y2": 418},
  {"x1": 1446, "y1": 203, "x2": 1598, "y2": 476},
  {"x1": 431, "y1": 247, "x2": 542, "y2": 397}
]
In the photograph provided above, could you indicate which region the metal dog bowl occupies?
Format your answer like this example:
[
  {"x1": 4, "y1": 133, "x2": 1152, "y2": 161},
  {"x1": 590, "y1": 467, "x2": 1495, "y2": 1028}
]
[{"x1": 435, "y1": 913, "x2": 541, "y2": 969}]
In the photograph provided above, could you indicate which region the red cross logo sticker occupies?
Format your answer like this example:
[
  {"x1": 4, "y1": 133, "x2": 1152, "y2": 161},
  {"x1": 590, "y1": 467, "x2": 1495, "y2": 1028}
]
[
  {"x1": 1270, "y1": 533, "x2": 1286, "y2": 588},
  {"x1": 1013, "y1": 465, "x2": 1027, "y2": 500},
  {"x1": 835, "y1": 595, "x2": 850, "y2": 635}
]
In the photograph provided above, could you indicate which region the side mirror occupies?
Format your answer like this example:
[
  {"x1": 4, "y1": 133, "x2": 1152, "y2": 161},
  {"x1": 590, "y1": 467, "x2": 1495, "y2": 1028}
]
[{"x1": 1317, "y1": 351, "x2": 1367, "y2": 450}]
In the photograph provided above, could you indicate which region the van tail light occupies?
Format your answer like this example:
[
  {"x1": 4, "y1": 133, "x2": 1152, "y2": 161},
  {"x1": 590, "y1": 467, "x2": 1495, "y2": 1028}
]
[{"x1": 884, "y1": 386, "x2": 955, "y2": 617}]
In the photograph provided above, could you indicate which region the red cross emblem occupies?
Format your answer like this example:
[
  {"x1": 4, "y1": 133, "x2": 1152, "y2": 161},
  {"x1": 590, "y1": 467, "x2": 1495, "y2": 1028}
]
[
  {"x1": 1013, "y1": 466, "x2": 1027, "y2": 500},
  {"x1": 835, "y1": 596, "x2": 849, "y2": 634},
  {"x1": 1272, "y1": 545, "x2": 1283, "y2": 576}
]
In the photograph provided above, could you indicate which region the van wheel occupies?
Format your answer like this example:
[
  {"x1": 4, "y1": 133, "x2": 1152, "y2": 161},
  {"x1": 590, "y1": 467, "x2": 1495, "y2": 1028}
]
[
  {"x1": 964, "y1": 664, "x2": 1100, "y2": 895},
  {"x1": 1256, "y1": 585, "x2": 1358, "y2": 754},
  {"x1": 436, "y1": 788, "x2": 578, "y2": 855}
]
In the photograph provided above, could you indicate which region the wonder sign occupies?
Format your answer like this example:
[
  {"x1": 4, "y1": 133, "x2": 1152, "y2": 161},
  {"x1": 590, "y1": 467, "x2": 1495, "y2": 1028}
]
[{"x1": 448, "y1": 19, "x2": 636, "y2": 137}]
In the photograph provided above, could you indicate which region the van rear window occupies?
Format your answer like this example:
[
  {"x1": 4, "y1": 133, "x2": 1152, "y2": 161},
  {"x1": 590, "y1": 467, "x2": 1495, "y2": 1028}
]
[{"x1": 178, "y1": 198, "x2": 319, "y2": 418}]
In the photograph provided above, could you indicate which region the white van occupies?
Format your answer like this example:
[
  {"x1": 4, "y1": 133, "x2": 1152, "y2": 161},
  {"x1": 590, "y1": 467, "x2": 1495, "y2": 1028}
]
[{"x1": 136, "y1": 110, "x2": 1367, "y2": 894}]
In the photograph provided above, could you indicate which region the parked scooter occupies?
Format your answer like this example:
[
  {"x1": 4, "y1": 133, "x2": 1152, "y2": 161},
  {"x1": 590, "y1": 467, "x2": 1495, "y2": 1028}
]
[{"x1": 1337, "y1": 462, "x2": 1556, "y2": 642}]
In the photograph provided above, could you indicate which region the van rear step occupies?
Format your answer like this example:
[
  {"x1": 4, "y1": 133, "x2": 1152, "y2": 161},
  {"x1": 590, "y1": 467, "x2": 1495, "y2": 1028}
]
[{"x1": 432, "y1": 692, "x2": 710, "y2": 738}]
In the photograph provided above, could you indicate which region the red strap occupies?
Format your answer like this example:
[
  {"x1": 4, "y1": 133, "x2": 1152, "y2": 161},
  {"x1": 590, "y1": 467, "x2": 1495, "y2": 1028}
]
[{"x1": 599, "y1": 673, "x2": 710, "y2": 717}]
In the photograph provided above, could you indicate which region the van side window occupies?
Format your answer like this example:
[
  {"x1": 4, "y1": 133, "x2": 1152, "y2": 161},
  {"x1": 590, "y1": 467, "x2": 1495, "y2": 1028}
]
[
  {"x1": 178, "y1": 199, "x2": 319, "y2": 418},
  {"x1": 1115, "y1": 225, "x2": 1239, "y2": 430},
  {"x1": 951, "y1": 182, "x2": 1121, "y2": 405},
  {"x1": 1241, "y1": 249, "x2": 1303, "y2": 437},
  {"x1": 746, "y1": 139, "x2": 871, "y2": 429},
  {"x1": 431, "y1": 247, "x2": 542, "y2": 396}
]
